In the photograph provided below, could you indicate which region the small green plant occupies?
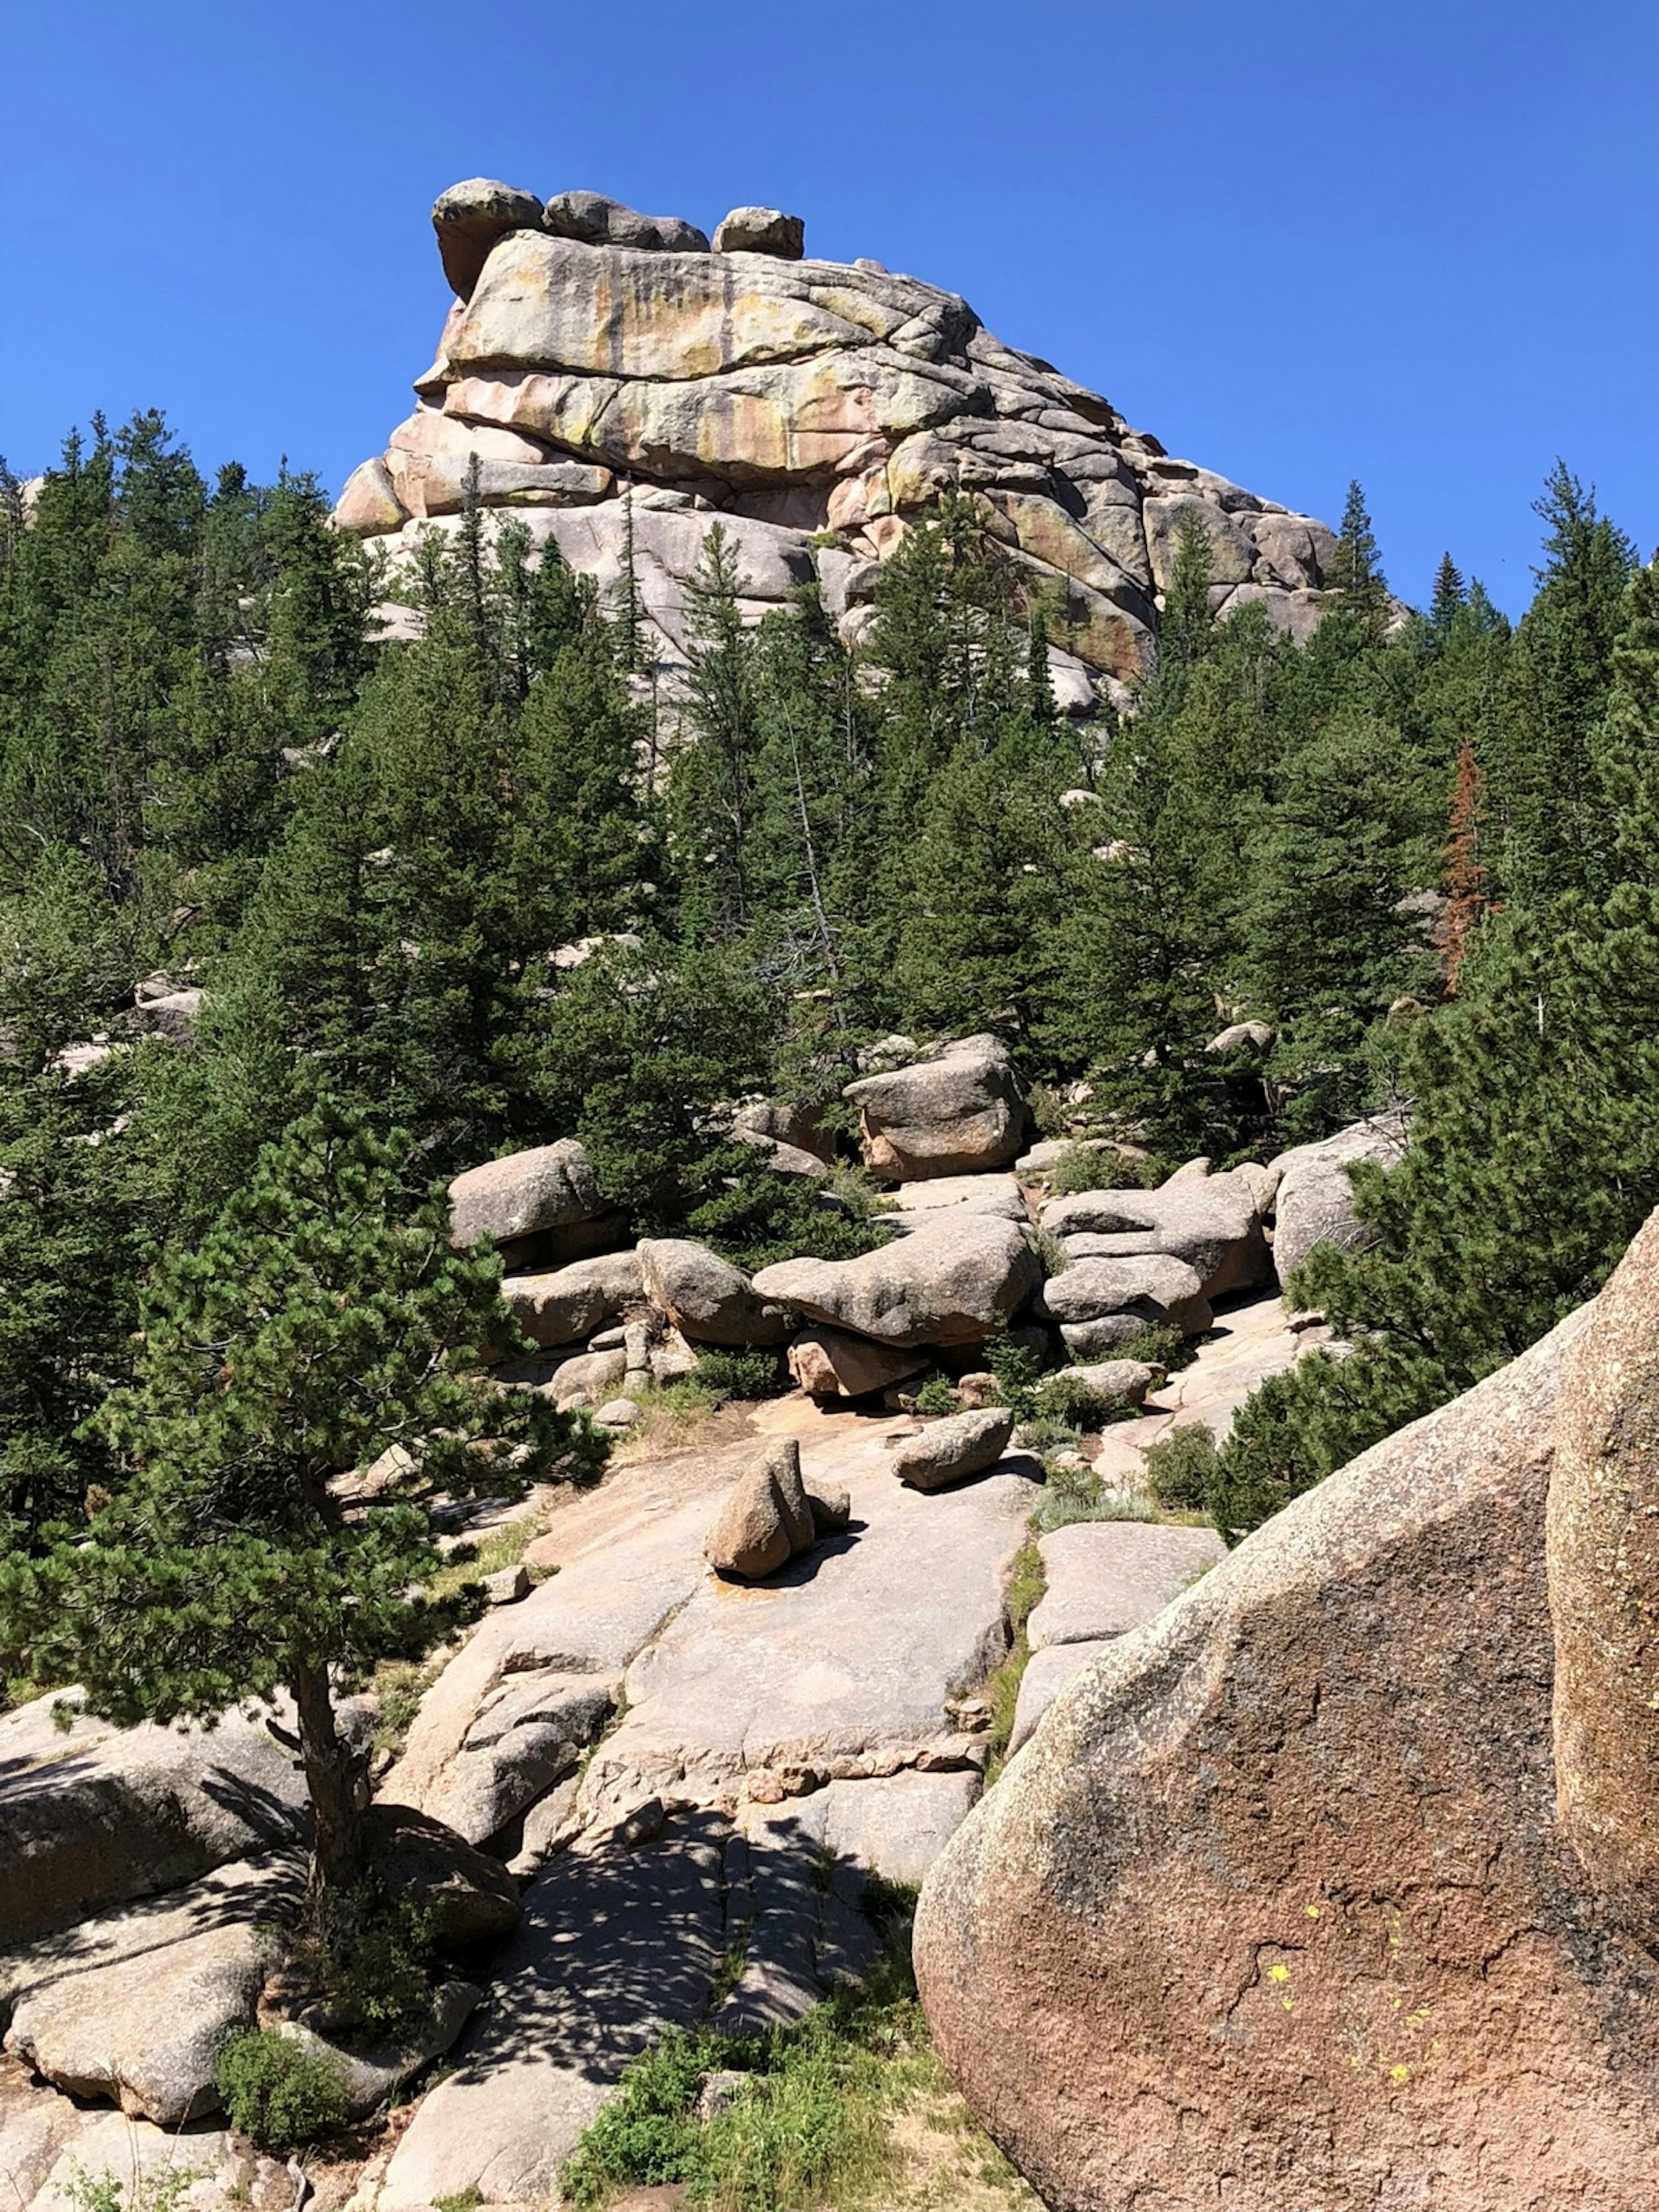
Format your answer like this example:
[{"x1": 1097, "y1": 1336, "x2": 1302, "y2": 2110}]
[
  {"x1": 216, "y1": 2029, "x2": 350, "y2": 2152},
  {"x1": 280, "y1": 1875, "x2": 447, "y2": 2048},
  {"x1": 64, "y1": 2165, "x2": 203, "y2": 2212},
  {"x1": 1029, "y1": 1227, "x2": 1069, "y2": 1277},
  {"x1": 982, "y1": 1328, "x2": 1042, "y2": 1421},
  {"x1": 559, "y1": 1897, "x2": 931, "y2": 2211},
  {"x1": 1032, "y1": 1459, "x2": 1157, "y2": 1534},
  {"x1": 691, "y1": 1349, "x2": 787, "y2": 1402},
  {"x1": 980, "y1": 1537, "x2": 1046, "y2": 1778},
  {"x1": 1033, "y1": 1370, "x2": 1134, "y2": 1429},
  {"x1": 912, "y1": 1376, "x2": 961, "y2": 1416},
  {"x1": 1012, "y1": 1415, "x2": 1084, "y2": 1458},
  {"x1": 432, "y1": 2190, "x2": 485, "y2": 2212},
  {"x1": 1143, "y1": 1421, "x2": 1221, "y2": 1511},
  {"x1": 1110, "y1": 1320, "x2": 1192, "y2": 1372},
  {"x1": 1045, "y1": 1145, "x2": 1114, "y2": 1198}
]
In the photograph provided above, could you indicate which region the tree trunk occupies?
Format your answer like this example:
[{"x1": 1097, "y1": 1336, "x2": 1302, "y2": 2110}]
[{"x1": 292, "y1": 1659, "x2": 366, "y2": 1902}]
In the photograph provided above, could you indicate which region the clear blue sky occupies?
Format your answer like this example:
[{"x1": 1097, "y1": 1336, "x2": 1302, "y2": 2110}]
[{"x1": 6, "y1": 0, "x2": 1657, "y2": 613}]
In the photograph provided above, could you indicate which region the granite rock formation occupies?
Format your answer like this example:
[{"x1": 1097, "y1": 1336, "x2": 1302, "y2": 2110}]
[
  {"x1": 915, "y1": 1211, "x2": 1659, "y2": 2212},
  {"x1": 337, "y1": 181, "x2": 1354, "y2": 706}
]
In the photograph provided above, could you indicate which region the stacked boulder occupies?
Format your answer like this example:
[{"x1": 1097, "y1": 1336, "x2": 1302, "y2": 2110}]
[{"x1": 338, "y1": 182, "x2": 1374, "y2": 707}]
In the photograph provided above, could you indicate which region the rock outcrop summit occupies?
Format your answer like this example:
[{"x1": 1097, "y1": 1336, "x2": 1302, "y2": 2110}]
[{"x1": 336, "y1": 179, "x2": 1349, "y2": 706}]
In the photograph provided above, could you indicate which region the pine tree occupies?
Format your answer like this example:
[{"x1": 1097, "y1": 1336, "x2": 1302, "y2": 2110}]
[
  {"x1": 1487, "y1": 462, "x2": 1635, "y2": 907},
  {"x1": 1158, "y1": 506, "x2": 1217, "y2": 683},
  {"x1": 1429, "y1": 553, "x2": 1467, "y2": 644},
  {"x1": 667, "y1": 525, "x2": 761, "y2": 941},
  {"x1": 0, "y1": 1103, "x2": 603, "y2": 1900},
  {"x1": 1440, "y1": 743, "x2": 1491, "y2": 992}
]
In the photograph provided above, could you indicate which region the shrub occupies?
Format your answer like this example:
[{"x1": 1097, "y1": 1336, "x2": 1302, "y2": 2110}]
[
  {"x1": 691, "y1": 1349, "x2": 786, "y2": 1402},
  {"x1": 1110, "y1": 1320, "x2": 1190, "y2": 1372},
  {"x1": 1045, "y1": 1145, "x2": 1113, "y2": 1198},
  {"x1": 1143, "y1": 1421, "x2": 1220, "y2": 1511},
  {"x1": 216, "y1": 2030, "x2": 349, "y2": 2152},
  {"x1": 281, "y1": 1875, "x2": 445, "y2": 2048},
  {"x1": 1033, "y1": 1369, "x2": 1133, "y2": 1429},
  {"x1": 982, "y1": 1328, "x2": 1043, "y2": 1421},
  {"x1": 912, "y1": 1376, "x2": 960, "y2": 1416},
  {"x1": 1031, "y1": 1459, "x2": 1157, "y2": 1533}
]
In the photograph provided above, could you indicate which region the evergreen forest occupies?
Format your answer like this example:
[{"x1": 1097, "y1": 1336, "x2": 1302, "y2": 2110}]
[{"x1": 3, "y1": 410, "x2": 1658, "y2": 1667}]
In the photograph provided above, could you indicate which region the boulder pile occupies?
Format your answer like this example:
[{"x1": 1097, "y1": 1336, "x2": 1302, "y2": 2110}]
[
  {"x1": 445, "y1": 1042, "x2": 1395, "y2": 1410},
  {"x1": 337, "y1": 181, "x2": 1372, "y2": 709}
]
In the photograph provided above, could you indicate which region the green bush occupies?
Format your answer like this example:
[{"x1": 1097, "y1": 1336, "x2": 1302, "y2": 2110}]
[
  {"x1": 1045, "y1": 1145, "x2": 1114, "y2": 1198},
  {"x1": 1031, "y1": 1458, "x2": 1157, "y2": 1533},
  {"x1": 911, "y1": 1376, "x2": 960, "y2": 1416},
  {"x1": 216, "y1": 2030, "x2": 349, "y2": 2152},
  {"x1": 691, "y1": 1349, "x2": 786, "y2": 1402},
  {"x1": 981, "y1": 1328, "x2": 1043, "y2": 1421},
  {"x1": 1110, "y1": 1321, "x2": 1190, "y2": 1372},
  {"x1": 1142, "y1": 1421, "x2": 1220, "y2": 1511},
  {"x1": 1033, "y1": 1369, "x2": 1132, "y2": 1429}
]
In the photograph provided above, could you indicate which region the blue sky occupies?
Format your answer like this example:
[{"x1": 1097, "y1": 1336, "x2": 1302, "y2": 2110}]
[{"x1": 6, "y1": 0, "x2": 1656, "y2": 613}]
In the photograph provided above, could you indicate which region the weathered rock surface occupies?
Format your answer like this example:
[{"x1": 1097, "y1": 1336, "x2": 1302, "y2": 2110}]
[
  {"x1": 543, "y1": 188, "x2": 710, "y2": 254},
  {"x1": 1269, "y1": 1112, "x2": 1407, "y2": 1286},
  {"x1": 0, "y1": 2067, "x2": 294, "y2": 2212},
  {"x1": 0, "y1": 1697, "x2": 336, "y2": 1945},
  {"x1": 374, "y1": 1818, "x2": 728, "y2": 2212},
  {"x1": 448, "y1": 1138, "x2": 624, "y2": 1265},
  {"x1": 874, "y1": 1170, "x2": 1029, "y2": 1230},
  {"x1": 753, "y1": 1214, "x2": 1039, "y2": 1348},
  {"x1": 845, "y1": 1041, "x2": 1026, "y2": 1182},
  {"x1": 713, "y1": 206, "x2": 805, "y2": 257},
  {"x1": 1037, "y1": 1252, "x2": 1212, "y2": 1337},
  {"x1": 1547, "y1": 1207, "x2": 1659, "y2": 1933},
  {"x1": 500, "y1": 1249, "x2": 641, "y2": 1348},
  {"x1": 339, "y1": 187, "x2": 1363, "y2": 699},
  {"x1": 432, "y1": 178, "x2": 545, "y2": 298},
  {"x1": 917, "y1": 1238, "x2": 1659, "y2": 2212},
  {"x1": 1007, "y1": 1639, "x2": 1113, "y2": 1757},
  {"x1": 787, "y1": 1325, "x2": 928, "y2": 1398},
  {"x1": 1024, "y1": 1519, "x2": 1225, "y2": 1651},
  {"x1": 889, "y1": 1408, "x2": 1016, "y2": 1493},
  {"x1": 637, "y1": 1236, "x2": 793, "y2": 1347},
  {"x1": 281, "y1": 1979, "x2": 480, "y2": 2119},
  {"x1": 1, "y1": 1855, "x2": 301, "y2": 2123},
  {"x1": 580, "y1": 1402, "x2": 1036, "y2": 1809},
  {"x1": 1041, "y1": 1171, "x2": 1269, "y2": 1298}
]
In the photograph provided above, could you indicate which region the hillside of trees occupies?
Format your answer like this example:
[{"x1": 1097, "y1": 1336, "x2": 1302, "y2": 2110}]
[{"x1": 3, "y1": 413, "x2": 1658, "y2": 1577}]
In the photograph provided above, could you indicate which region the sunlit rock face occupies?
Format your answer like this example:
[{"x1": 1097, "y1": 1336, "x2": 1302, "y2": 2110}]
[{"x1": 337, "y1": 182, "x2": 1344, "y2": 703}]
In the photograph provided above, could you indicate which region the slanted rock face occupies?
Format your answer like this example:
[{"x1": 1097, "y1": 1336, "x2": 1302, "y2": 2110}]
[
  {"x1": 336, "y1": 183, "x2": 1365, "y2": 702},
  {"x1": 915, "y1": 1223, "x2": 1659, "y2": 2212}
]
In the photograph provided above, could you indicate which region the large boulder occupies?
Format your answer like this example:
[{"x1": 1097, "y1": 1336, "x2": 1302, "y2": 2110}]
[
  {"x1": 637, "y1": 1237, "x2": 794, "y2": 1347},
  {"x1": 752, "y1": 1215, "x2": 1040, "y2": 1348},
  {"x1": 1548, "y1": 1210, "x2": 1659, "y2": 1932},
  {"x1": 845, "y1": 1039, "x2": 1026, "y2": 1182},
  {"x1": 787, "y1": 1327, "x2": 928, "y2": 1399},
  {"x1": 712, "y1": 207, "x2": 805, "y2": 257},
  {"x1": 448, "y1": 1139, "x2": 625, "y2": 1266},
  {"x1": 541, "y1": 189, "x2": 709, "y2": 254},
  {"x1": 500, "y1": 1250, "x2": 641, "y2": 1348},
  {"x1": 1269, "y1": 1112, "x2": 1407, "y2": 1287},
  {"x1": 705, "y1": 1439, "x2": 818, "y2": 1580},
  {"x1": 432, "y1": 178, "x2": 545, "y2": 299},
  {"x1": 1, "y1": 1856, "x2": 301, "y2": 2123},
  {"x1": 915, "y1": 1223, "x2": 1659, "y2": 2212},
  {"x1": 889, "y1": 1409, "x2": 1015, "y2": 1493},
  {"x1": 1025, "y1": 1520, "x2": 1226, "y2": 1651},
  {"x1": 874, "y1": 1172, "x2": 1029, "y2": 1231},
  {"x1": 339, "y1": 184, "x2": 1366, "y2": 697},
  {"x1": 1040, "y1": 1171, "x2": 1269, "y2": 1298},
  {"x1": 1036, "y1": 1253, "x2": 1212, "y2": 1338}
]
